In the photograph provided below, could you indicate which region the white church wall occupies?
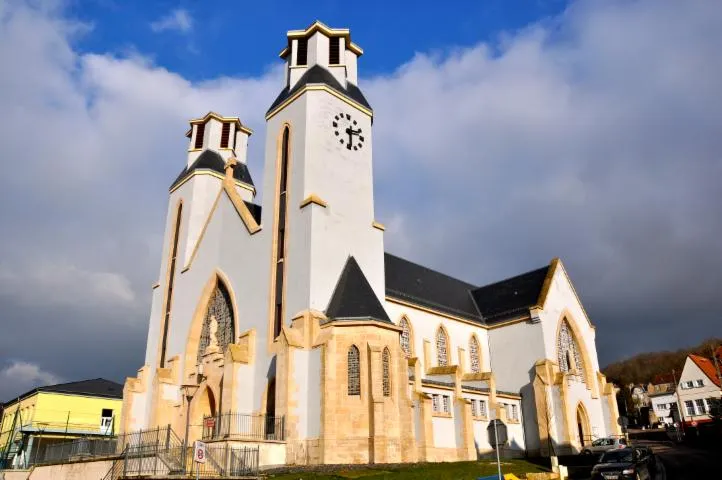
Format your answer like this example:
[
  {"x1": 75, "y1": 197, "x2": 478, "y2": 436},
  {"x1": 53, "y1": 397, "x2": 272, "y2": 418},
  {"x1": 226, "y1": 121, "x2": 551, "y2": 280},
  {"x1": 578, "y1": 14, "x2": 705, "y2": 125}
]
[
  {"x1": 431, "y1": 416, "x2": 456, "y2": 449},
  {"x1": 292, "y1": 348, "x2": 322, "y2": 439},
  {"x1": 304, "y1": 91, "x2": 385, "y2": 313},
  {"x1": 183, "y1": 175, "x2": 225, "y2": 266},
  {"x1": 567, "y1": 379, "x2": 607, "y2": 439},
  {"x1": 344, "y1": 49, "x2": 358, "y2": 85},
  {"x1": 385, "y1": 302, "x2": 491, "y2": 373}
]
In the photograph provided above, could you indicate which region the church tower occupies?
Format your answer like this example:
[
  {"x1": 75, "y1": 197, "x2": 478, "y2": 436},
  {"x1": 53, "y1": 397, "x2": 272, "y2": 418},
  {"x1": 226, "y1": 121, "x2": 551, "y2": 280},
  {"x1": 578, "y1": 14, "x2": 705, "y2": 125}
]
[{"x1": 261, "y1": 21, "x2": 386, "y2": 348}]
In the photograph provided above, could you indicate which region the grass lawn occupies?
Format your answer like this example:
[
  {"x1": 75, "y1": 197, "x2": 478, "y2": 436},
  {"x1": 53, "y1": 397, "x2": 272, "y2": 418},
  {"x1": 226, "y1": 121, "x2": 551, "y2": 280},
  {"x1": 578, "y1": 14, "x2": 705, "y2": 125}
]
[{"x1": 266, "y1": 459, "x2": 550, "y2": 480}]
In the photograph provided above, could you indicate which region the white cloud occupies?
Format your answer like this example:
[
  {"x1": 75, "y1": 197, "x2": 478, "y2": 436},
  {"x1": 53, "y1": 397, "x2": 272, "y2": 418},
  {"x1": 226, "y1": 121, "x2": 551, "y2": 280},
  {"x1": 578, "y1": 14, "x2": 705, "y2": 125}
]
[
  {"x1": 150, "y1": 8, "x2": 193, "y2": 34},
  {"x1": 0, "y1": 0, "x2": 720, "y2": 396},
  {"x1": 0, "y1": 361, "x2": 63, "y2": 399}
]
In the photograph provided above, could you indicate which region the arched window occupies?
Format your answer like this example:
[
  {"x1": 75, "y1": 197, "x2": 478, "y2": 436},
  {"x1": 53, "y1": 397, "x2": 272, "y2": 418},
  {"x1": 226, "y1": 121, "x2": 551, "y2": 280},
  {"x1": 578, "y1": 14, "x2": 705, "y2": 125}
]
[
  {"x1": 197, "y1": 280, "x2": 235, "y2": 363},
  {"x1": 557, "y1": 319, "x2": 585, "y2": 383},
  {"x1": 348, "y1": 345, "x2": 360, "y2": 396},
  {"x1": 382, "y1": 348, "x2": 391, "y2": 397},
  {"x1": 469, "y1": 335, "x2": 481, "y2": 373},
  {"x1": 399, "y1": 317, "x2": 411, "y2": 357},
  {"x1": 160, "y1": 202, "x2": 182, "y2": 367},
  {"x1": 436, "y1": 327, "x2": 448, "y2": 367},
  {"x1": 273, "y1": 127, "x2": 290, "y2": 339}
]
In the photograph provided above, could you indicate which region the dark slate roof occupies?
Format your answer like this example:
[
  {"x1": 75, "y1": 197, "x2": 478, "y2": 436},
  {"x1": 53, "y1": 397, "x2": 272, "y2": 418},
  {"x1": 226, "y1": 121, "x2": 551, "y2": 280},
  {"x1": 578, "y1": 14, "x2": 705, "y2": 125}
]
[
  {"x1": 384, "y1": 253, "x2": 482, "y2": 322},
  {"x1": 471, "y1": 266, "x2": 550, "y2": 323},
  {"x1": 267, "y1": 65, "x2": 372, "y2": 115},
  {"x1": 243, "y1": 201, "x2": 262, "y2": 224},
  {"x1": 325, "y1": 256, "x2": 391, "y2": 323},
  {"x1": 170, "y1": 150, "x2": 254, "y2": 191},
  {"x1": 4, "y1": 378, "x2": 123, "y2": 405},
  {"x1": 385, "y1": 252, "x2": 552, "y2": 326}
]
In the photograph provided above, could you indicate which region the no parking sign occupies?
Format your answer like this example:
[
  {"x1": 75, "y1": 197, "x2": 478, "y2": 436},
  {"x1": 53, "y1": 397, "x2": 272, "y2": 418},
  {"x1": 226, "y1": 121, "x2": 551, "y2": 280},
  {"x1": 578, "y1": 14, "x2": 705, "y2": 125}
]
[{"x1": 193, "y1": 441, "x2": 206, "y2": 464}]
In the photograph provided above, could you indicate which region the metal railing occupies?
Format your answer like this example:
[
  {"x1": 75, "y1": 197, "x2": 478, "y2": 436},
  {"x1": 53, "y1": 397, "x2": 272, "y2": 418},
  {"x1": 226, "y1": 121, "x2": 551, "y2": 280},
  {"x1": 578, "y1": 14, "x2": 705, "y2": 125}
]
[
  {"x1": 202, "y1": 413, "x2": 285, "y2": 441},
  {"x1": 35, "y1": 425, "x2": 180, "y2": 466}
]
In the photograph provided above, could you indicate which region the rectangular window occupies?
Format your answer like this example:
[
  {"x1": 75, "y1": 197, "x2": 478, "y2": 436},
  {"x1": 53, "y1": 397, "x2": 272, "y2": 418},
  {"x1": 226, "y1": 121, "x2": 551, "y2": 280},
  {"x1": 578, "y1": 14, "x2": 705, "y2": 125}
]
[
  {"x1": 685, "y1": 400, "x2": 695, "y2": 416},
  {"x1": 432, "y1": 394, "x2": 440, "y2": 412},
  {"x1": 296, "y1": 38, "x2": 308, "y2": 65},
  {"x1": 220, "y1": 122, "x2": 231, "y2": 148},
  {"x1": 695, "y1": 379, "x2": 704, "y2": 387},
  {"x1": 479, "y1": 400, "x2": 487, "y2": 417},
  {"x1": 470, "y1": 399, "x2": 477, "y2": 417},
  {"x1": 696, "y1": 399, "x2": 707, "y2": 414},
  {"x1": 511, "y1": 404, "x2": 518, "y2": 421},
  {"x1": 329, "y1": 37, "x2": 340, "y2": 64},
  {"x1": 194, "y1": 123, "x2": 205, "y2": 149},
  {"x1": 685, "y1": 381, "x2": 695, "y2": 389},
  {"x1": 101, "y1": 409, "x2": 113, "y2": 418},
  {"x1": 442, "y1": 395, "x2": 450, "y2": 413}
]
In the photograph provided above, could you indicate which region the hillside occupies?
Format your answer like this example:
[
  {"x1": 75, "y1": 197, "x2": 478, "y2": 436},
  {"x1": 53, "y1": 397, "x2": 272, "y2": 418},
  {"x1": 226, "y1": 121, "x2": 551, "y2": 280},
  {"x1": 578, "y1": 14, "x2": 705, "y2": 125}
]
[{"x1": 602, "y1": 337, "x2": 722, "y2": 386}]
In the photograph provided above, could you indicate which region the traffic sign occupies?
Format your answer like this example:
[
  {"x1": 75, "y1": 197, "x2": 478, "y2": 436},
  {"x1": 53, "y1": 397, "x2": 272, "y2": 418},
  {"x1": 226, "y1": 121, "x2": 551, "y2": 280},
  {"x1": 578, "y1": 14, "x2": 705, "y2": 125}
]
[
  {"x1": 193, "y1": 441, "x2": 206, "y2": 464},
  {"x1": 487, "y1": 419, "x2": 508, "y2": 447}
]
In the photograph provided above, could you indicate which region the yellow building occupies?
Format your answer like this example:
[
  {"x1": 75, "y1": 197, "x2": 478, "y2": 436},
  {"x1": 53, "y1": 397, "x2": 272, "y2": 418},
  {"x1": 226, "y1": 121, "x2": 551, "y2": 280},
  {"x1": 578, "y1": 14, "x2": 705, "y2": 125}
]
[{"x1": 0, "y1": 378, "x2": 122, "y2": 469}]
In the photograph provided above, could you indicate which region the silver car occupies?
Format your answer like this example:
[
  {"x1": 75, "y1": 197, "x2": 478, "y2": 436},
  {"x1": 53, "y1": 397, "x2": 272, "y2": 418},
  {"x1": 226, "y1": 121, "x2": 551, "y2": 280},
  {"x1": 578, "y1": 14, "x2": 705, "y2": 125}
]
[{"x1": 582, "y1": 436, "x2": 628, "y2": 455}]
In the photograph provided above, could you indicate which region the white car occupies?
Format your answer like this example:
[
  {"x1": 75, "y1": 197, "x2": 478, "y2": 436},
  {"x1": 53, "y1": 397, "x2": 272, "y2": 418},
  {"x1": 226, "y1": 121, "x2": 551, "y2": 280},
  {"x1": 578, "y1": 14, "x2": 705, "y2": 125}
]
[{"x1": 582, "y1": 437, "x2": 629, "y2": 455}]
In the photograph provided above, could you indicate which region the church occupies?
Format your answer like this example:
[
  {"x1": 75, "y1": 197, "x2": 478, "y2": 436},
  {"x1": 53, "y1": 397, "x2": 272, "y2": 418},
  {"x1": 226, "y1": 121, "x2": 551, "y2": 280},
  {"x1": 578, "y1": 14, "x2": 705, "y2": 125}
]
[{"x1": 121, "y1": 21, "x2": 622, "y2": 466}]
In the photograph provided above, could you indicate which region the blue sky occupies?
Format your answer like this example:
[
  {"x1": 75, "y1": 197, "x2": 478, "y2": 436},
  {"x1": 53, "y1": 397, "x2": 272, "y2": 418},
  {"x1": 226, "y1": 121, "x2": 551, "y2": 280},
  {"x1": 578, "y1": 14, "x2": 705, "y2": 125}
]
[
  {"x1": 68, "y1": 0, "x2": 568, "y2": 79},
  {"x1": 0, "y1": 0, "x2": 721, "y2": 400}
]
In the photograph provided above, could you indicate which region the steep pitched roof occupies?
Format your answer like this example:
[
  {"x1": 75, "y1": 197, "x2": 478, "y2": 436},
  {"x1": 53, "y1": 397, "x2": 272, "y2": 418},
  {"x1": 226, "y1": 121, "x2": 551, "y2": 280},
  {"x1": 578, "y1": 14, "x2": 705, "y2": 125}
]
[
  {"x1": 170, "y1": 150, "x2": 254, "y2": 190},
  {"x1": 4, "y1": 378, "x2": 123, "y2": 405},
  {"x1": 384, "y1": 253, "x2": 482, "y2": 322},
  {"x1": 384, "y1": 252, "x2": 554, "y2": 326},
  {"x1": 267, "y1": 65, "x2": 372, "y2": 115},
  {"x1": 326, "y1": 257, "x2": 391, "y2": 323},
  {"x1": 689, "y1": 354, "x2": 721, "y2": 387},
  {"x1": 471, "y1": 266, "x2": 550, "y2": 323}
]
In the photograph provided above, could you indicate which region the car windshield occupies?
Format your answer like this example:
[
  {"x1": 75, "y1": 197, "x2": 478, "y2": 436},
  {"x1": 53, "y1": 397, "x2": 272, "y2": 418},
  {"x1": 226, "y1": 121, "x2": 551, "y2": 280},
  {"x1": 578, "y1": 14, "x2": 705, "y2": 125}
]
[{"x1": 601, "y1": 450, "x2": 634, "y2": 463}]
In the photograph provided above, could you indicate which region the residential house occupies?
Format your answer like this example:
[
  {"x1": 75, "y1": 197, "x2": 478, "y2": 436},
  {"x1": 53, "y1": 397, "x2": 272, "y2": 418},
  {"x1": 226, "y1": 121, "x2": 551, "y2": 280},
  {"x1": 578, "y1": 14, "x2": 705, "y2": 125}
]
[{"x1": 677, "y1": 354, "x2": 722, "y2": 427}]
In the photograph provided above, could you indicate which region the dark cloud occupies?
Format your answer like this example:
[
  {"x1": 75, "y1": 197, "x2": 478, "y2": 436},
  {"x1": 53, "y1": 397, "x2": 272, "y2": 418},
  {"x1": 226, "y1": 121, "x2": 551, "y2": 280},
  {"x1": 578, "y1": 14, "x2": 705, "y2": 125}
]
[{"x1": 1, "y1": 0, "x2": 720, "y2": 399}]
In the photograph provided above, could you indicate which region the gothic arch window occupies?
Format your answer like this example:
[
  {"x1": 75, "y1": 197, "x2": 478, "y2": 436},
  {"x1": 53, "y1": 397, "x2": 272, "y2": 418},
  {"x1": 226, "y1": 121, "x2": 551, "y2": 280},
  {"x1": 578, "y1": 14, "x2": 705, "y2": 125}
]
[
  {"x1": 436, "y1": 327, "x2": 449, "y2": 367},
  {"x1": 469, "y1": 335, "x2": 481, "y2": 373},
  {"x1": 399, "y1": 317, "x2": 412, "y2": 357},
  {"x1": 382, "y1": 347, "x2": 391, "y2": 397},
  {"x1": 348, "y1": 345, "x2": 360, "y2": 396},
  {"x1": 557, "y1": 318, "x2": 585, "y2": 383},
  {"x1": 272, "y1": 126, "x2": 290, "y2": 339},
  {"x1": 160, "y1": 201, "x2": 182, "y2": 368},
  {"x1": 197, "y1": 280, "x2": 235, "y2": 363}
]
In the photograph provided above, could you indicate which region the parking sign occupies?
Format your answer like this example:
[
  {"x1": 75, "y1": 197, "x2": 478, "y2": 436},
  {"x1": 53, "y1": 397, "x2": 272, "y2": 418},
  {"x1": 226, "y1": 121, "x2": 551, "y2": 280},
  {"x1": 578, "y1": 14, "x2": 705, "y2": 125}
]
[{"x1": 194, "y1": 441, "x2": 206, "y2": 464}]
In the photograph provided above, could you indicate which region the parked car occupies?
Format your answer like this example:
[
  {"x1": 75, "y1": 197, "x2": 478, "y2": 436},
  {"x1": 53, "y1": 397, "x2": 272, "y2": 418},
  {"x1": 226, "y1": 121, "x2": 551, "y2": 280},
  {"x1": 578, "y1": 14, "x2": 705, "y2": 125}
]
[
  {"x1": 582, "y1": 437, "x2": 629, "y2": 455},
  {"x1": 590, "y1": 447, "x2": 655, "y2": 480}
]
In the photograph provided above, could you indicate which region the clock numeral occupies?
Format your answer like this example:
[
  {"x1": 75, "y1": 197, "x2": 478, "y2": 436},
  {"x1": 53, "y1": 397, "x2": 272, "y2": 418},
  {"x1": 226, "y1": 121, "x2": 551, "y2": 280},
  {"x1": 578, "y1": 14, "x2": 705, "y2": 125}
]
[
  {"x1": 332, "y1": 121, "x2": 337, "y2": 127},
  {"x1": 359, "y1": 136, "x2": 364, "y2": 142},
  {"x1": 345, "y1": 114, "x2": 350, "y2": 120}
]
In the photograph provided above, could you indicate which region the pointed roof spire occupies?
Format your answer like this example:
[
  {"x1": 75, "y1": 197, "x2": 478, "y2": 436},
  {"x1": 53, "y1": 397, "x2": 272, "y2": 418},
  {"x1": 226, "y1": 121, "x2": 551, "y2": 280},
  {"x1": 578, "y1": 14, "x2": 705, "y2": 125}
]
[{"x1": 325, "y1": 256, "x2": 391, "y2": 323}]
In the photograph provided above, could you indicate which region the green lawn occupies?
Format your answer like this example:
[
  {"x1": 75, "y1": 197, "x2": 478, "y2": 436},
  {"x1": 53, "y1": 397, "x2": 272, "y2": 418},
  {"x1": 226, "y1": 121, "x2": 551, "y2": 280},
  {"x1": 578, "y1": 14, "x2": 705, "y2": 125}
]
[{"x1": 266, "y1": 459, "x2": 550, "y2": 480}]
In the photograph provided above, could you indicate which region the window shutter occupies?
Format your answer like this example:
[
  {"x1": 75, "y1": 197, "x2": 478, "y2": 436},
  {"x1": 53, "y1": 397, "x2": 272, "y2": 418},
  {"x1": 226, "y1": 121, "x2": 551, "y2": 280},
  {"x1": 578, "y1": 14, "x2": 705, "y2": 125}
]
[
  {"x1": 194, "y1": 123, "x2": 205, "y2": 149},
  {"x1": 329, "y1": 37, "x2": 340, "y2": 64},
  {"x1": 296, "y1": 38, "x2": 308, "y2": 66},
  {"x1": 220, "y1": 122, "x2": 231, "y2": 148}
]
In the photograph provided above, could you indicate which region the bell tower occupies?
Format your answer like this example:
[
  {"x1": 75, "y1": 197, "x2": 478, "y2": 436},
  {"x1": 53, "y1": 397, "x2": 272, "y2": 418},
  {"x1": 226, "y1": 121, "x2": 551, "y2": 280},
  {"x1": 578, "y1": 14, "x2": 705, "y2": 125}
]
[{"x1": 261, "y1": 21, "x2": 385, "y2": 344}]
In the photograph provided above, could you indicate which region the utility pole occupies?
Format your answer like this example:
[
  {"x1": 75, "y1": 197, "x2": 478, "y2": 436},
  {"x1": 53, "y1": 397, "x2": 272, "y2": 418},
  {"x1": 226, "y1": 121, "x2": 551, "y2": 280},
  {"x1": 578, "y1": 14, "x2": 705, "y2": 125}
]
[{"x1": 672, "y1": 369, "x2": 685, "y2": 437}]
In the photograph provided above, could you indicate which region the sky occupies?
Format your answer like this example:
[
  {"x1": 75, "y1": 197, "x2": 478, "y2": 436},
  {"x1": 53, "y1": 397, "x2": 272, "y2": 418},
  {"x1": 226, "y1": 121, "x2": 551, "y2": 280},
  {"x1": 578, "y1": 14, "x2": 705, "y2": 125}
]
[{"x1": 0, "y1": 0, "x2": 721, "y2": 401}]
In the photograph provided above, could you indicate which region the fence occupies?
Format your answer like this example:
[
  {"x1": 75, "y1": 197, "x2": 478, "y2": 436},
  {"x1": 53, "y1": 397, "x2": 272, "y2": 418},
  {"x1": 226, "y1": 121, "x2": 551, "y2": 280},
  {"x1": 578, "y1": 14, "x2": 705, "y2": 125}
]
[
  {"x1": 35, "y1": 425, "x2": 179, "y2": 465},
  {"x1": 202, "y1": 413, "x2": 285, "y2": 441}
]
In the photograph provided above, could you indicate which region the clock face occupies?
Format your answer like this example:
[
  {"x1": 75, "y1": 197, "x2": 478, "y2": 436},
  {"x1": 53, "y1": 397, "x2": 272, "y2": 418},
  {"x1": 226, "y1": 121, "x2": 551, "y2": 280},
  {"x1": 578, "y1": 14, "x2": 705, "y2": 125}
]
[{"x1": 332, "y1": 112, "x2": 365, "y2": 151}]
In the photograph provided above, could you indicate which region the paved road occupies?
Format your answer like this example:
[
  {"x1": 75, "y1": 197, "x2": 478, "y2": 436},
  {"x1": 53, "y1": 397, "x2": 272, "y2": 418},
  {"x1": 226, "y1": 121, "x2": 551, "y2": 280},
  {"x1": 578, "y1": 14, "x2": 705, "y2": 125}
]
[{"x1": 634, "y1": 437, "x2": 717, "y2": 479}]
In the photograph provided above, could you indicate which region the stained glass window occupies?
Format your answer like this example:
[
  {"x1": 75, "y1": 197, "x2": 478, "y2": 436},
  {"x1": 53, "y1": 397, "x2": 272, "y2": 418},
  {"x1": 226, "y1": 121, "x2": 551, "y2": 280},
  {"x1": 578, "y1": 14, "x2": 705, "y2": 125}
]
[
  {"x1": 400, "y1": 318, "x2": 411, "y2": 357},
  {"x1": 436, "y1": 327, "x2": 448, "y2": 366},
  {"x1": 348, "y1": 345, "x2": 360, "y2": 395},
  {"x1": 197, "y1": 281, "x2": 234, "y2": 363},
  {"x1": 382, "y1": 348, "x2": 391, "y2": 397},
  {"x1": 469, "y1": 336, "x2": 481, "y2": 373},
  {"x1": 557, "y1": 319, "x2": 585, "y2": 383}
]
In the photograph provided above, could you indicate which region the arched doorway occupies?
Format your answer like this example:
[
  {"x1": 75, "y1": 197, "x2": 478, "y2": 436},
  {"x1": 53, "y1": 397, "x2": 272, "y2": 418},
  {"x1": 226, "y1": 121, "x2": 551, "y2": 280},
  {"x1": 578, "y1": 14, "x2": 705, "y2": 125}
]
[
  {"x1": 576, "y1": 403, "x2": 591, "y2": 448},
  {"x1": 190, "y1": 386, "x2": 216, "y2": 442},
  {"x1": 265, "y1": 379, "x2": 276, "y2": 439}
]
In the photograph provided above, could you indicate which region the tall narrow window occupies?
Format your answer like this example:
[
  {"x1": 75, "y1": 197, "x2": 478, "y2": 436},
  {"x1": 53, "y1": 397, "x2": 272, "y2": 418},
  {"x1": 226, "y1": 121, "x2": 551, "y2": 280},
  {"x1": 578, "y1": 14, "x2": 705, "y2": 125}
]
[
  {"x1": 469, "y1": 336, "x2": 481, "y2": 373},
  {"x1": 160, "y1": 203, "x2": 182, "y2": 367},
  {"x1": 348, "y1": 345, "x2": 360, "y2": 396},
  {"x1": 273, "y1": 127, "x2": 290, "y2": 339},
  {"x1": 382, "y1": 348, "x2": 391, "y2": 397},
  {"x1": 329, "y1": 37, "x2": 340, "y2": 64},
  {"x1": 436, "y1": 327, "x2": 448, "y2": 366},
  {"x1": 296, "y1": 38, "x2": 308, "y2": 66},
  {"x1": 399, "y1": 317, "x2": 411, "y2": 357},
  {"x1": 194, "y1": 123, "x2": 205, "y2": 149},
  {"x1": 220, "y1": 122, "x2": 231, "y2": 148}
]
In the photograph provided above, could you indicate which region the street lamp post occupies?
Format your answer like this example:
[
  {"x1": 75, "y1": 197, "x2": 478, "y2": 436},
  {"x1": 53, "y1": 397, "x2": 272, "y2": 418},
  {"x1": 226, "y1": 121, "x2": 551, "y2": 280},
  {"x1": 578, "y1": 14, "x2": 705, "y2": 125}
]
[{"x1": 180, "y1": 384, "x2": 199, "y2": 475}]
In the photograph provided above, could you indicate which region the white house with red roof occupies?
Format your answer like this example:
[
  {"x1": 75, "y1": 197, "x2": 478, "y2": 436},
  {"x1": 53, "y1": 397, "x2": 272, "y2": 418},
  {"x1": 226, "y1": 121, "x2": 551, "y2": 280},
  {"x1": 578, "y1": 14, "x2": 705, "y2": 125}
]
[{"x1": 677, "y1": 353, "x2": 722, "y2": 427}]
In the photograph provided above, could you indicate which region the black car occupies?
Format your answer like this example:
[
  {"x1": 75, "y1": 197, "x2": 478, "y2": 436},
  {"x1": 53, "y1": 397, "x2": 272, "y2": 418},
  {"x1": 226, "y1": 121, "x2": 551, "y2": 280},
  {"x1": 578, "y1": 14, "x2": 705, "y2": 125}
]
[{"x1": 590, "y1": 447, "x2": 656, "y2": 480}]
